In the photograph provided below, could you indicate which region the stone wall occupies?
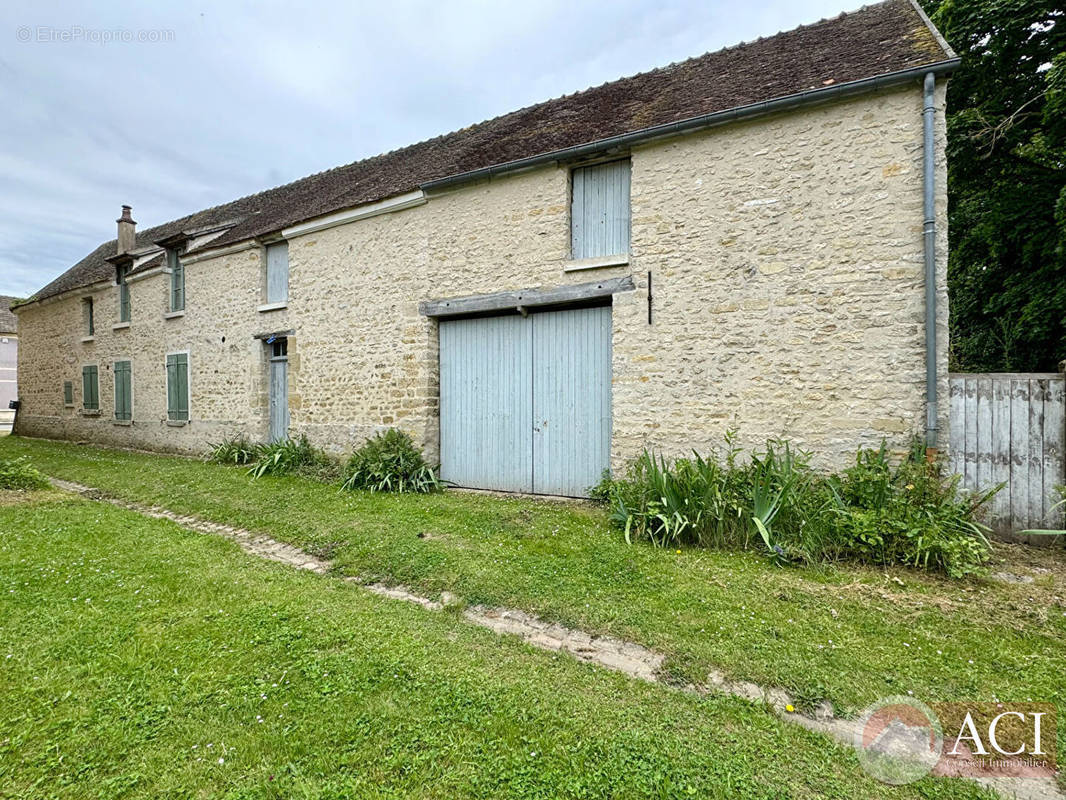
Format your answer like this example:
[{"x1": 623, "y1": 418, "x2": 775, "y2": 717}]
[
  {"x1": 14, "y1": 83, "x2": 949, "y2": 471},
  {"x1": 14, "y1": 246, "x2": 289, "y2": 451}
]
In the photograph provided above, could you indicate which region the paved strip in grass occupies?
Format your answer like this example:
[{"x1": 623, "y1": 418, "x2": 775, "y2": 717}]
[
  {"x1": 2, "y1": 437, "x2": 1063, "y2": 728},
  {"x1": 0, "y1": 489, "x2": 999, "y2": 799}
]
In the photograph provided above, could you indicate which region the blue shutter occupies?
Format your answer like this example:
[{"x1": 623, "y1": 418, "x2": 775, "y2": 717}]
[
  {"x1": 166, "y1": 353, "x2": 189, "y2": 421},
  {"x1": 571, "y1": 160, "x2": 631, "y2": 259},
  {"x1": 82, "y1": 366, "x2": 99, "y2": 410},
  {"x1": 117, "y1": 265, "x2": 131, "y2": 323},
  {"x1": 169, "y1": 250, "x2": 185, "y2": 312},
  {"x1": 265, "y1": 242, "x2": 289, "y2": 304},
  {"x1": 63, "y1": 381, "x2": 73, "y2": 406},
  {"x1": 114, "y1": 361, "x2": 132, "y2": 420}
]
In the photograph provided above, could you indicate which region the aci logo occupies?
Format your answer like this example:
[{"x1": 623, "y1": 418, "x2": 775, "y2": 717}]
[
  {"x1": 856, "y1": 697, "x2": 1057, "y2": 784},
  {"x1": 856, "y1": 697, "x2": 943, "y2": 785}
]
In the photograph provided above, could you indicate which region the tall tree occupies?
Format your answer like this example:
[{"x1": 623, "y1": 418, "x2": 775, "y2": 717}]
[{"x1": 920, "y1": 0, "x2": 1065, "y2": 371}]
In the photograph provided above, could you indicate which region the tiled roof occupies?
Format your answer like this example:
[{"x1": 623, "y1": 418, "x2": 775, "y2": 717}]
[{"x1": 26, "y1": 0, "x2": 952, "y2": 304}]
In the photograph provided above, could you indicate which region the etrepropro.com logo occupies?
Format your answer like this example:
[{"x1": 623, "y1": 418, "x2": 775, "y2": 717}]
[{"x1": 856, "y1": 697, "x2": 1057, "y2": 784}]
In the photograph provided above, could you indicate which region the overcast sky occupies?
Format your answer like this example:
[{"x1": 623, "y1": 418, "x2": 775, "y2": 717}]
[{"x1": 1, "y1": 0, "x2": 863, "y2": 297}]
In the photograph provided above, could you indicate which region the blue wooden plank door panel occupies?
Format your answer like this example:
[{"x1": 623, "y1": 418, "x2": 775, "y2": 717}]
[
  {"x1": 532, "y1": 306, "x2": 612, "y2": 496},
  {"x1": 571, "y1": 160, "x2": 631, "y2": 260},
  {"x1": 269, "y1": 357, "x2": 289, "y2": 442},
  {"x1": 439, "y1": 314, "x2": 534, "y2": 493}
]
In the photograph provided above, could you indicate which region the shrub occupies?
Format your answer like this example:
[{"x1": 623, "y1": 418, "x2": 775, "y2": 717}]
[
  {"x1": 0, "y1": 457, "x2": 50, "y2": 491},
  {"x1": 341, "y1": 429, "x2": 440, "y2": 493},
  {"x1": 248, "y1": 435, "x2": 337, "y2": 480},
  {"x1": 598, "y1": 436, "x2": 995, "y2": 577},
  {"x1": 206, "y1": 435, "x2": 262, "y2": 466},
  {"x1": 826, "y1": 440, "x2": 994, "y2": 577}
]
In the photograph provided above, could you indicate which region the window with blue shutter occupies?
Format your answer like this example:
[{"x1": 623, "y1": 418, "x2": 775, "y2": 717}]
[
  {"x1": 84, "y1": 298, "x2": 94, "y2": 336},
  {"x1": 265, "y1": 241, "x2": 289, "y2": 304},
  {"x1": 168, "y1": 249, "x2": 185, "y2": 312},
  {"x1": 570, "y1": 159, "x2": 631, "y2": 260},
  {"x1": 117, "y1": 264, "x2": 131, "y2": 322},
  {"x1": 63, "y1": 381, "x2": 73, "y2": 407},
  {"x1": 114, "y1": 360, "x2": 132, "y2": 420},
  {"x1": 81, "y1": 365, "x2": 99, "y2": 410},
  {"x1": 166, "y1": 353, "x2": 189, "y2": 421}
]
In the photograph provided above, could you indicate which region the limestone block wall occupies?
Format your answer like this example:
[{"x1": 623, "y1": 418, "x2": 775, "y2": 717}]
[
  {"x1": 611, "y1": 82, "x2": 950, "y2": 467},
  {"x1": 14, "y1": 82, "x2": 949, "y2": 472}
]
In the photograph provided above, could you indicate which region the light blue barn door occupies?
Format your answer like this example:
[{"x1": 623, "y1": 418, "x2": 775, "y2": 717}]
[
  {"x1": 532, "y1": 306, "x2": 612, "y2": 496},
  {"x1": 439, "y1": 314, "x2": 534, "y2": 492},
  {"x1": 439, "y1": 305, "x2": 611, "y2": 497}
]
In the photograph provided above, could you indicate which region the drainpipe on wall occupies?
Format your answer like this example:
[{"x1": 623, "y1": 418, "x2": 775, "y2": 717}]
[{"x1": 923, "y1": 72, "x2": 939, "y2": 458}]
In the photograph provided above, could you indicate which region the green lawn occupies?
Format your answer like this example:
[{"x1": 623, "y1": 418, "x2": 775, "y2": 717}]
[
  {"x1": 1, "y1": 436, "x2": 1063, "y2": 732},
  {"x1": 0, "y1": 490, "x2": 995, "y2": 799}
]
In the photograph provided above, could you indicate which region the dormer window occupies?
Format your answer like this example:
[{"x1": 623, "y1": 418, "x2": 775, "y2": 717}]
[{"x1": 167, "y1": 249, "x2": 185, "y2": 312}]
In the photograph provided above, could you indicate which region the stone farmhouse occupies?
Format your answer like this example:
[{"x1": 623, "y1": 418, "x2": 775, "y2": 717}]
[{"x1": 13, "y1": 0, "x2": 957, "y2": 496}]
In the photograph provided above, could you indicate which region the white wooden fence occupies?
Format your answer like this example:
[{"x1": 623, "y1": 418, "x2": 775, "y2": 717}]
[{"x1": 949, "y1": 373, "x2": 1065, "y2": 537}]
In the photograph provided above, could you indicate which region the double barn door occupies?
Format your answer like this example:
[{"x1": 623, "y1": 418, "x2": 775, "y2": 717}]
[{"x1": 439, "y1": 305, "x2": 611, "y2": 497}]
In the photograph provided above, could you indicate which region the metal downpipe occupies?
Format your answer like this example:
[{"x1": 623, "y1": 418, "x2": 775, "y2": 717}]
[{"x1": 923, "y1": 71, "x2": 939, "y2": 452}]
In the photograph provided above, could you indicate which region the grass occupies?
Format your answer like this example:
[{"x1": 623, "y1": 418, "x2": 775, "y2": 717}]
[
  {"x1": 1, "y1": 436, "x2": 1063, "y2": 725},
  {"x1": 0, "y1": 490, "x2": 995, "y2": 799}
]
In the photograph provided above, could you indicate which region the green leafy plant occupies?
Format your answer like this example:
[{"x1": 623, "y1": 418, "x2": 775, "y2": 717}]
[
  {"x1": 206, "y1": 435, "x2": 262, "y2": 466},
  {"x1": 340, "y1": 429, "x2": 440, "y2": 494},
  {"x1": 248, "y1": 436, "x2": 336, "y2": 480},
  {"x1": 598, "y1": 435, "x2": 996, "y2": 577},
  {"x1": 0, "y1": 457, "x2": 50, "y2": 491}
]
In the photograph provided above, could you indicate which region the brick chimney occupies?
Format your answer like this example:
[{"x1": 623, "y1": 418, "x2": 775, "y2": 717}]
[{"x1": 116, "y1": 205, "x2": 136, "y2": 255}]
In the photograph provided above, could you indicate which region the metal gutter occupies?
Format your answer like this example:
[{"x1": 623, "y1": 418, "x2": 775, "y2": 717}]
[
  {"x1": 420, "y1": 59, "x2": 960, "y2": 192},
  {"x1": 923, "y1": 71, "x2": 939, "y2": 451}
]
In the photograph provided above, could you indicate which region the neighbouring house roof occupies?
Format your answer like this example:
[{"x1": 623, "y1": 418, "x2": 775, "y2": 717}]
[
  {"x1": 24, "y1": 0, "x2": 954, "y2": 306},
  {"x1": 0, "y1": 297, "x2": 18, "y2": 334}
]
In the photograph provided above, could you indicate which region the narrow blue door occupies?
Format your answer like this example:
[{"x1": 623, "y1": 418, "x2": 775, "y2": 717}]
[
  {"x1": 439, "y1": 314, "x2": 534, "y2": 492},
  {"x1": 532, "y1": 306, "x2": 612, "y2": 496}
]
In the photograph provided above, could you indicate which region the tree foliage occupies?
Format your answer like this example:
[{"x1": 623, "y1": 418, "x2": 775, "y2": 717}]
[{"x1": 921, "y1": 0, "x2": 1065, "y2": 371}]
